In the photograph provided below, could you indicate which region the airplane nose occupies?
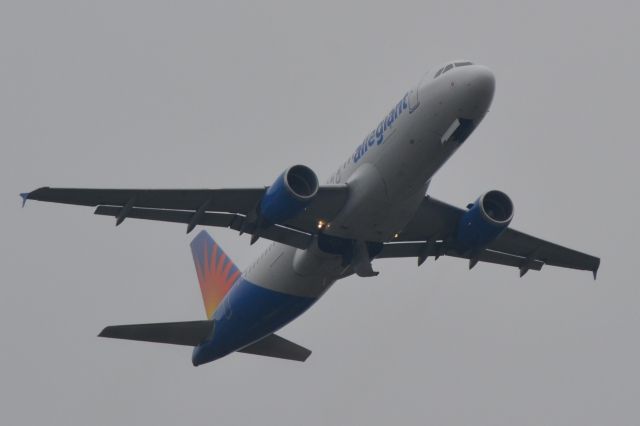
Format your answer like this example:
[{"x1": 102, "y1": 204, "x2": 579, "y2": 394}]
[
  {"x1": 460, "y1": 65, "x2": 495, "y2": 119},
  {"x1": 470, "y1": 66, "x2": 495, "y2": 97},
  {"x1": 467, "y1": 65, "x2": 496, "y2": 103}
]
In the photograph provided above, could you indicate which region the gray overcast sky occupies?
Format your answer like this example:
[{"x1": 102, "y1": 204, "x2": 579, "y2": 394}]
[{"x1": 1, "y1": 1, "x2": 638, "y2": 425}]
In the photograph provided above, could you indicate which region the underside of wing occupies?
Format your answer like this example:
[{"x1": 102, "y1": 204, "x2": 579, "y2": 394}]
[
  {"x1": 23, "y1": 187, "x2": 264, "y2": 212},
  {"x1": 378, "y1": 240, "x2": 544, "y2": 272},
  {"x1": 22, "y1": 184, "x2": 599, "y2": 277},
  {"x1": 385, "y1": 196, "x2": 600, "y2": 278},
  {"x1": 22, "y1": 182, "x2": 349, "y2": 249}
]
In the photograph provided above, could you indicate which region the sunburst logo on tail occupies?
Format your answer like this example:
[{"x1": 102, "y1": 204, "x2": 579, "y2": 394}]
[{"x1": 191, "y1": 231, "x2": 241, "y2": 319}]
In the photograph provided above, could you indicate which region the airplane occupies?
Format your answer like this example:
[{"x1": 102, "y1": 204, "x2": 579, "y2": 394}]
[{"x1": 21, "y1": 60, "x2": 600, "y2": 366}]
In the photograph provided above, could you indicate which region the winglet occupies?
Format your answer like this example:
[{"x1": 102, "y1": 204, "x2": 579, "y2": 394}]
[
  {"x1": 19, "y1": 192, "x2": 30, "y2": 208},
  {"x1": 19, "y1": 187, "x2": 50, "y2": 207},
  {"x1": 592, "y1": 258, "x2": 600, "y2": 280}
]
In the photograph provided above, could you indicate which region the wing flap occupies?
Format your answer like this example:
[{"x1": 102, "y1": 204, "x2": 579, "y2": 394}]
[
  {"x1": 378, "y1": 241, "x2": 544, "y2": 271},
  {"x1": 94, "y1": 205, "x2": 237, "y2": 227},
  {"x1": 98, "y1": 320, "x2": 213, "y2": 346},
  {"x1": 94, "y1": 206, "x2": 312, "y2": 249},
  {"x1": 238, "y1": 334, "x2": 311, "y2": 362},
  {"x1": 489, "y1": 228, "x2": 600, "y2": 274}
]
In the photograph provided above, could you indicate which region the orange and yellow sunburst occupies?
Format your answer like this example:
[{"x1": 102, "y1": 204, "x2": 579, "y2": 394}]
[{"x1": 191, "y1": 231, "x2": 241, "y2": 319}]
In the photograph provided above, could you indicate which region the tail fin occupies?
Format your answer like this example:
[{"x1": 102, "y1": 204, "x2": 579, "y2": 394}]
[{"x1": 190, "y1": 230, "x2": 241, "y2": 319}]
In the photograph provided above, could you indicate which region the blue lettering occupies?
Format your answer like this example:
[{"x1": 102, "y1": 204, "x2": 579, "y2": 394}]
[
  {"x1": 375, "y1": 122, "x2": 384, "y2": 144},
  {"x1": 367, "y1": 131, "x2": 376, "y2": 146},
  {"x1": 352, "y1": 92, "x2": 409, "y2": 162}
]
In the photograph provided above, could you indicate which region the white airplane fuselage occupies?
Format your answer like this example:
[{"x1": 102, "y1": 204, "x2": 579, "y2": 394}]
[{"x1": 192, "y1": 62, "x2": 496, "y2": 365}]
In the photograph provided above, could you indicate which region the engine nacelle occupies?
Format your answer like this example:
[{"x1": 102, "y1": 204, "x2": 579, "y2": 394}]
[
  {"x1": 457, "y1": 190, "x2": 514, "y2": 249},
  {"x1": 260, "y1": 165, "x2": 319, "y2": 224}
]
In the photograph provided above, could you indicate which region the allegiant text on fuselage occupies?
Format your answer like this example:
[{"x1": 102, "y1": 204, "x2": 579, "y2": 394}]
[{"x1": 352, "y1": 93, "x2": 409, "y2": 163}]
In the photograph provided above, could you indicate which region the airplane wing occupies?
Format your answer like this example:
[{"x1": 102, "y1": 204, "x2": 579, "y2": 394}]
[
  {"x1": 380, "y1": 196, "x2": 600, "y2": 278},
  {"x1": 21, "y1": 186, "x2": 348, "y2": 249}
]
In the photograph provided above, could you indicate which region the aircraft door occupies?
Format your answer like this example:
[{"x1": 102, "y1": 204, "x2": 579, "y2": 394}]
[
  {"x1": 408, "y1": 72, "x2": 427, "y2": 113},
  {"x1": 408, "y1": 87, "x2": 419, "y2": 112}
]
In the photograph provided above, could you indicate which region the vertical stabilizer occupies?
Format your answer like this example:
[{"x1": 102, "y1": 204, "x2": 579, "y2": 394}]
[{"x1": 190, "y1": 230, "x2": 241, "y2": 319}]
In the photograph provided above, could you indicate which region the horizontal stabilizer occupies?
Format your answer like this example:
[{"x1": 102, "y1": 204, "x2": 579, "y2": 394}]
[
  {"x1": 99, "y1": 320, "x2": 213, "y2": 346},
  {"x1": 238, "y1": 333, "x2": 311, "y2": 362}
]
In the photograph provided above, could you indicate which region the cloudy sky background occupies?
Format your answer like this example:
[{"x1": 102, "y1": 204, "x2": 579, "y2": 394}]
[{"x1": 1, "y1": 1, "x2": 638, "y2": 425}]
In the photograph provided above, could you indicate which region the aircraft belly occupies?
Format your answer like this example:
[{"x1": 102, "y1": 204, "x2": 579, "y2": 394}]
[
  {"x1": 334, "y1": 128, "x2": 453, "y2": 240},
  {"x1": 325, "y1": 162, "x2": 396, "y2": 241},
  {"x1": 244, "y1": 243, "x2": 339, "y2": 298},
  {"x1": 338, "y1": 95, "x2": 471, "y2": 241},
  {"x1": 193, "y1": 276, "x2": 318, "y2": 364}
]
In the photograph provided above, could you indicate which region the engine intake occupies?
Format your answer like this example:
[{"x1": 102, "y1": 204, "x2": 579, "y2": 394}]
[
  {"x1": 260, "y1": 165, "x2": 319, "y2": 224},
  {"x1": 457, "y1": 190, "x2": 514, "y2": 248}
]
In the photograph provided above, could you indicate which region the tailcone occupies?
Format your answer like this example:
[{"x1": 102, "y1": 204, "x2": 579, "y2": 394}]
[{"x1": 192, "y1": 343, "x2": 232, "y2": 366}]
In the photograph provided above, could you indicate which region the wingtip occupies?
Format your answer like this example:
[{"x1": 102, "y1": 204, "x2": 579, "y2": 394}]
[
  {"x1": 19, "y1": 187, "x2": 51, "y2": 207},
  {"x1": 19, "y1": 192, "x2": 30, "y2": 207},
  {"x1": 593, "y1": 258, "x2": 600, "y2": 280}
]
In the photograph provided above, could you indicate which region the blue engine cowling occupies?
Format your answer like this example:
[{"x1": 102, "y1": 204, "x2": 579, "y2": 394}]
[
  {"x1": 259, "y1": 165, "x2": 319, "y2": 224},
  {"x1": 456, "y1": 190, "x2": 514, "y2": 249}
]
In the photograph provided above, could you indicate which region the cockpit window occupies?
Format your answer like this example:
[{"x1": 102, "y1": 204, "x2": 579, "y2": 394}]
[{"x1": 435, "y1": 62, "x2": 473, "y2": 79}]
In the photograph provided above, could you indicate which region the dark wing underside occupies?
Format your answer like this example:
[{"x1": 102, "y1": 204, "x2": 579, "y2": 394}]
[
  {"x1": 381, "y1": 196, "x2": 600, "y2": 278},
  {"x1": 23, "y1": 186, "x2": 349, "y2": 249},
  {"x1": 23, "y1": 187, "x2": 599, "y2": 277}
]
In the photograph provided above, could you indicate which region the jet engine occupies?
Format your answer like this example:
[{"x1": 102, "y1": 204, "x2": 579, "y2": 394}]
[
  {"x1": 456, "y1": 190, "x2": 513, "y2": 248},
  {"x1": 259, "y1": 165, "x2": 319, "y2": 224}
]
